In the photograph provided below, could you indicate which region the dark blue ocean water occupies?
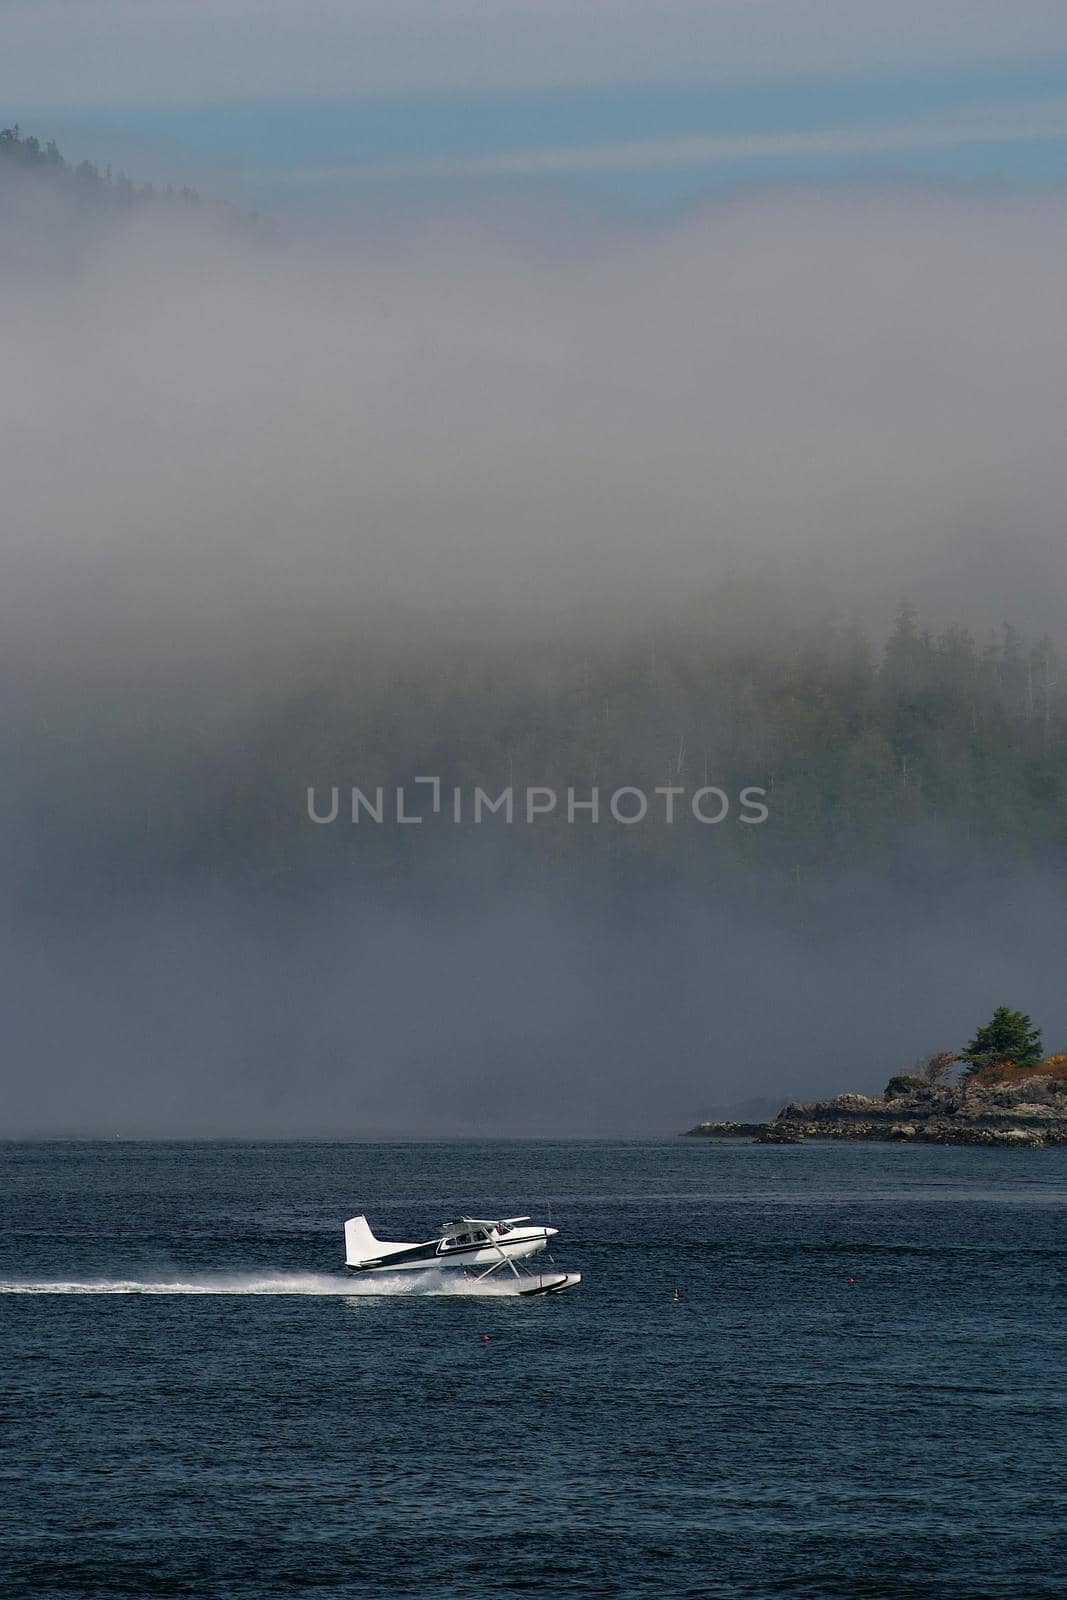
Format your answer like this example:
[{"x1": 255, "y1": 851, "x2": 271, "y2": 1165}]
[{"x1": 1, "y1": 1139, "x2": 1065, "y2": 1599}]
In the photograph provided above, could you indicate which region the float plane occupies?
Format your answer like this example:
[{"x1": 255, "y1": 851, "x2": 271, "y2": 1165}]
[{"x1": 343, "y1": 1213, "x2": 580, "y2": 1294}]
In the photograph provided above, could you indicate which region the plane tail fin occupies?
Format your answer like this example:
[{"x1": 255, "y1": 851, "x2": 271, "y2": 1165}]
[{"x1": 344, "y1": 1213, "x2": 388, "y2": 1266}]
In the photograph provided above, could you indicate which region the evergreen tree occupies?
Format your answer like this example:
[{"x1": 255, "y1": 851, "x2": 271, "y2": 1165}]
[{"x1": 958, "y1": 1007, "x2": 1044, "y2": 1074}]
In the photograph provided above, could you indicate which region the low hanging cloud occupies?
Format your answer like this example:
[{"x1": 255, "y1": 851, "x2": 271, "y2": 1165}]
[
  {"x1": 5, "y1": 175, "x2": 1067, "y2": 1134},
  {"x1": 6, "y1": 180, "x2": 1067, "y2": 645}
]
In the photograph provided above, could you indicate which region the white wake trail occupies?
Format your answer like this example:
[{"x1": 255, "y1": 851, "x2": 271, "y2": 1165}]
[{"x1": 0, "y1": 1270, "x2": 532, "y2": 1297}]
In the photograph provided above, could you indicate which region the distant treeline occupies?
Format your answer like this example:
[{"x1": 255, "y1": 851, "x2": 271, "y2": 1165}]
[
  {"x1": 1, "y1": 123, "x2": 202, "y2": 208},
  {"x1": 188, "y1": 595, "x2": 1067, "y2": 902},
  {"x1": 13, "y1": 590, "x2": 1067, "y2": 918},
  {"x1": 0, "y1": 124, "x2": 261, "y2": 230}
]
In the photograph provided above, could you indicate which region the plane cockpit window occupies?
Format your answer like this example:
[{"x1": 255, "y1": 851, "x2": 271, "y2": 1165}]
[{"x1": 442, "y1": 1229, "x2": 487, "y2": 1248}]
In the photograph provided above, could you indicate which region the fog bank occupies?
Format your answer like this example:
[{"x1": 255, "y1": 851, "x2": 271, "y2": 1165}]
[{"x1": 5, "y1": 176, "x2": 1067, "y2": 1133}]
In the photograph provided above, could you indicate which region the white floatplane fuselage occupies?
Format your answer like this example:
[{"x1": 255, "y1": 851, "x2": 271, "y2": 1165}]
[
  {"x1": 344, "y1": 1214, "x2": 556, "y2": 1273},
  {"x1": 343, "y1": 1213, "x2": 581, "y2": 1292}
]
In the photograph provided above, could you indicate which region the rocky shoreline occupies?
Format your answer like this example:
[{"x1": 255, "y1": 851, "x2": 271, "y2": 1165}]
[{"x1": 684, "y1": 1080, "x2": 1067, "y2": 1147}]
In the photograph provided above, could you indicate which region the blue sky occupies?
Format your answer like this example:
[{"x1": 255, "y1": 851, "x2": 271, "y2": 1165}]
[{"x1": 5, "y1": 2, "x2": 1067, "y2": 213}]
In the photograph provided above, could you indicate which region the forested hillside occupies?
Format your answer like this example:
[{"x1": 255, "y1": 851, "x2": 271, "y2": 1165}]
[
  {"x1": 4, "y1": 128, "x2": 1065, "y2": 907},
  {"x1": 1, "y1": 123, "x2": 203, "y2": 210},
  {"x1": 16, "y1": 592, "x2": 1066, "y2": 913},
  {"x1": 270, "y1": 597, "x2": 1067, "y2": 884},
  {"x1": 0, "y1": 124, "x2": 260, "y2": 272}
]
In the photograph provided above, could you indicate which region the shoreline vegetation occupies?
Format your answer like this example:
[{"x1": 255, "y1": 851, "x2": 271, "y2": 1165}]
[{"x1": 685, "y1": 1009, "x2": 1067, "y2": 1147}]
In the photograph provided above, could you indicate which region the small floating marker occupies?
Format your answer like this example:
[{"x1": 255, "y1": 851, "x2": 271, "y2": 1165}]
[
  {"x1": 480, "y1": 1333, "x2": 491, "y2": 1343},
  {"x1": 672, "y1": 1288, "x2": 681, "y2": 1302},
  {"x1": 847, "y1": 1276, "x2": 857, "y2": 1286}
]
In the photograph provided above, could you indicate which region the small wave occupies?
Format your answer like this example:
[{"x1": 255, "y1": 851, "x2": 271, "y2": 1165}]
[{"x1": 0, "y1": 1270, "x2": 537, "y2": 1297}]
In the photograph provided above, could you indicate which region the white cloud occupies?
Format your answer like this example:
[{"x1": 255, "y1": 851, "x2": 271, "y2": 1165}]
[{"x1": 4, "y1": 183, "x2": 1067, "y2": 630}]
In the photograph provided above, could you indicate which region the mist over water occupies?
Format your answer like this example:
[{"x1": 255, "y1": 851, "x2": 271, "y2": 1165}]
[{"x1": 5, "y1": 165, "x2": 1067, "y2": 1134}]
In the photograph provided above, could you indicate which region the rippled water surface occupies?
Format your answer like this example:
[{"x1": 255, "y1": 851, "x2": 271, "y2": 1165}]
[{"x1": 2, "y1": 1139, "x2": 1065, "y2": 1598}]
